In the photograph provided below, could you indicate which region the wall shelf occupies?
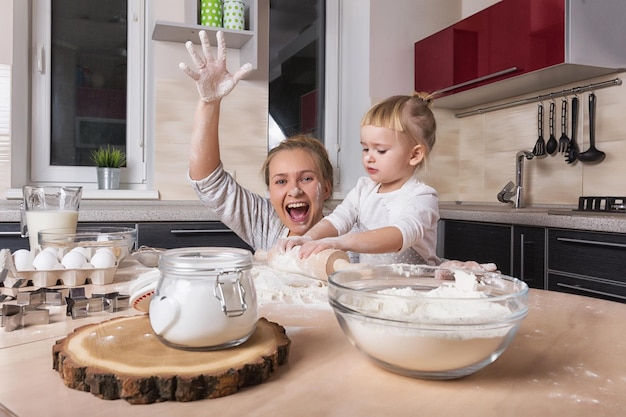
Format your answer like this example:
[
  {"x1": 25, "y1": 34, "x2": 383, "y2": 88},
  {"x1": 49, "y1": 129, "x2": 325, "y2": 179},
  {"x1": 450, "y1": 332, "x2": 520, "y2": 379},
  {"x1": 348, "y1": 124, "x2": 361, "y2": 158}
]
[
  {"x1": 151, "y1": 0, "x2": 259, "y2": 69},
  {"x1": 152, "y1": 22, "x2": 252, "y2": 48}
]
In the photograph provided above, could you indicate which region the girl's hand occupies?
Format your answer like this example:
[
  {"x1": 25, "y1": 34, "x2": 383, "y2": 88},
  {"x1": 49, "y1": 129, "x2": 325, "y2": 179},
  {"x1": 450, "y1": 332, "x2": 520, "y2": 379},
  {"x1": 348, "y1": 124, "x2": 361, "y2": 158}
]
[
  {"x1": 179, "y1": 30, "x2": 253, "y2": 102},
  {"x1": 439, "y1": 260, "x2": 498, "y2": 272},
  {"x1": 299, "y1": 237, "x2": 346, "y2": 258},
  {"x1": 275, "y1": 236, "x2": 312, "y2": 253}
]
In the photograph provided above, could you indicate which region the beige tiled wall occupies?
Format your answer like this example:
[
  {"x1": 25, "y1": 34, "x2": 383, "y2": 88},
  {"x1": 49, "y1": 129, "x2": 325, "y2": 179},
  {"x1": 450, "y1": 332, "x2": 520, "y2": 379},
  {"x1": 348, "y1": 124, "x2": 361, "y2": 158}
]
[
  {"x1": 421, "y1": 71, "x2": 626, "y2": 206},
  {"x1": 154, "y1": 79, "x2": 269, "y2": 200},
  {"x1": 3, "y1": 68, "x2": 624, "y2": 205}
]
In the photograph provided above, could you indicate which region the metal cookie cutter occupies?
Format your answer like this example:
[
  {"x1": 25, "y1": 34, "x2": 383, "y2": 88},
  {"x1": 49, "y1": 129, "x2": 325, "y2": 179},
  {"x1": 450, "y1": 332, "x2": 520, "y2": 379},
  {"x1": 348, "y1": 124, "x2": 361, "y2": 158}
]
[
  {"x1": 16, "y1": 287, "x2": 66, "y2": 307},
  {"x1": 1, "y1": 304, "x2": 50, "y2": 332},
  {"x1": 93, "y1": 291, "x2": 130, "y2": 313},
  {"x1": 66, "y1": 288, "x2": 129, "y2": 319},
  {"x1": 1, "y1": 287, "x2": 66, "y2": 332}
]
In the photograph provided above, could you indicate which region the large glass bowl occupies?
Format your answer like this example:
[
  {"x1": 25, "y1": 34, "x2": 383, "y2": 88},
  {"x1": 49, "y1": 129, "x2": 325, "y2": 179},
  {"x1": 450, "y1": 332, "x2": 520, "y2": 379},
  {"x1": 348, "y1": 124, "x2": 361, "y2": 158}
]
[
  {"x1": 38, "y1": 226, "x2": 137, "y2": 264},
  {"x1": 327, "y1": 264, "x2": 529, "y2": 380}
]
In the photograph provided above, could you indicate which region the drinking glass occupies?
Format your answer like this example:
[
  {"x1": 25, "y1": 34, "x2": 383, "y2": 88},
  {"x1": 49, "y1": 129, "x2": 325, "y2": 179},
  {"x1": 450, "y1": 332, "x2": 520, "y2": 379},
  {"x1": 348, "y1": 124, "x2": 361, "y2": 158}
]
[{"x1": 20, "y1": 186, "x2": 82, "y2": 252}]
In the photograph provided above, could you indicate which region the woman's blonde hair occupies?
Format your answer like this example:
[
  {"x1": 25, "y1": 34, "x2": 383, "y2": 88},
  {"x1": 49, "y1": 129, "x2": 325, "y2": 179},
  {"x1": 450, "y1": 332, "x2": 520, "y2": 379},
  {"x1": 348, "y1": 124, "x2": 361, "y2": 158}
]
[
  {"x1": 261, "y1": 134, "x2": 334, "y2": 197},
  {"x1": 360, "y1": 92, "x2": 437, "y2": 167}
]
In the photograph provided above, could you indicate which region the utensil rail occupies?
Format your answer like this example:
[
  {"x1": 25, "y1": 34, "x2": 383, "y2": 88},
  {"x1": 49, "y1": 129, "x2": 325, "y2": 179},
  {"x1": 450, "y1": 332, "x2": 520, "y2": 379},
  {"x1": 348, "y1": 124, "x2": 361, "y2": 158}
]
[{"x1": 454, "y1": 78, "x2": 621, "y2": 118}]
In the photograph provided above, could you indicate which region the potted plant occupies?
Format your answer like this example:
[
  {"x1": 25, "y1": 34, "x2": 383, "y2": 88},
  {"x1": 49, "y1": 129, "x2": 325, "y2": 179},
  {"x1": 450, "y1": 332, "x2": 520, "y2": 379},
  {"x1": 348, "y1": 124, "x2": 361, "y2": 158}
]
[{"x1": 91, "y1": 146, "x2": 126, "y2": 190}]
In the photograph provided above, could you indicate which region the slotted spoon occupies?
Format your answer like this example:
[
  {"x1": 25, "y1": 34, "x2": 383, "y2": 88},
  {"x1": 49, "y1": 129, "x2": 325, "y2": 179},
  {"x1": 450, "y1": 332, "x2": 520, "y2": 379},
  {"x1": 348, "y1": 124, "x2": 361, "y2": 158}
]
[
  {"x1": 532, "y1": 103, "x2": 546, "y2": 156},
  {"x1": 557, "y1": 99, "x2": 569, "y2": 153},
  {"x1": 546, "y1": 101, "x2": 558, "y2": 154}
]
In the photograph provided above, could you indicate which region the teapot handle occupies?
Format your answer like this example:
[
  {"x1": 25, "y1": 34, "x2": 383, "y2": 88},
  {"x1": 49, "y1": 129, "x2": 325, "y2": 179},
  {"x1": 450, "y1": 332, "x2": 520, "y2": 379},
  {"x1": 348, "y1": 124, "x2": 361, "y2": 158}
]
[{"x1": 149, "y1": 296, "x2": 180, "y2": 336}]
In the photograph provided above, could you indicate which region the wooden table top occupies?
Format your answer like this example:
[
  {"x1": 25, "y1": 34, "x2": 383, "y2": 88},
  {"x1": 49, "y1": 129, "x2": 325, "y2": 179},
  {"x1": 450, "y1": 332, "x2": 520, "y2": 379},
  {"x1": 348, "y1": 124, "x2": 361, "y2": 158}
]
[{"x1": 1, "y1": 262, "x2": 625, "y2": 417}]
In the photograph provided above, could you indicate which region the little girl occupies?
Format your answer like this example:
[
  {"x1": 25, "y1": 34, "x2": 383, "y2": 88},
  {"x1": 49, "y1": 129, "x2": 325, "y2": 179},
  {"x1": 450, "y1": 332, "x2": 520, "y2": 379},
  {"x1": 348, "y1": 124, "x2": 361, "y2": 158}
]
[{"x1": 278, "y1": 93, "x2": 440, "y2": 265}]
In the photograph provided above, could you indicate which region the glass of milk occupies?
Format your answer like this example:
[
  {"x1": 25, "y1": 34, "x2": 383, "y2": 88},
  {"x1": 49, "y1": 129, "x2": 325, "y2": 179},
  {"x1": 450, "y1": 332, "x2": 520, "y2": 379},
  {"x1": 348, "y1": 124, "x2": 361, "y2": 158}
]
[{"x1": 21, "y1": 186, "x2": 82, "y2": 252}]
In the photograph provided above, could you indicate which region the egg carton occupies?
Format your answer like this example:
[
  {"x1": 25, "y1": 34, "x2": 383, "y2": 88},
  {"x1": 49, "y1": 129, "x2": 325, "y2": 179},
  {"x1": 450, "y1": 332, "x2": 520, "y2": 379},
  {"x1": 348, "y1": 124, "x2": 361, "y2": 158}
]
[
  {"x1": 2, "y1": 266, "x2": 118, "y2": 288},
  {"x1": 0, "y1": 248, "x2": 117, "y2": 295}
]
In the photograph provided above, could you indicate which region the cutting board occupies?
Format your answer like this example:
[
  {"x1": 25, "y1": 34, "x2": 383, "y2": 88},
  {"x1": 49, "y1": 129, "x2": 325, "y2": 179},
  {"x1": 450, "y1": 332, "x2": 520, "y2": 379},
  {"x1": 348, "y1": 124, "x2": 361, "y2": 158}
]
[{"x1": 52, "y1": 315, "x2": 290, "y2": 404}]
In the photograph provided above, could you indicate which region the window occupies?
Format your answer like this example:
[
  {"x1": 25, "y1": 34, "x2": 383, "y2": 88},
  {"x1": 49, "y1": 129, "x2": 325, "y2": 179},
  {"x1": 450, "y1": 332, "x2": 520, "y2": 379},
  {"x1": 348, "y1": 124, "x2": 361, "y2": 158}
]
[
  {"x1": 268, "y1": 0, "x2": 325, "y2": 148},
  {"x1": 29, "y1": 0, "x2": 146, "y2": 187}
]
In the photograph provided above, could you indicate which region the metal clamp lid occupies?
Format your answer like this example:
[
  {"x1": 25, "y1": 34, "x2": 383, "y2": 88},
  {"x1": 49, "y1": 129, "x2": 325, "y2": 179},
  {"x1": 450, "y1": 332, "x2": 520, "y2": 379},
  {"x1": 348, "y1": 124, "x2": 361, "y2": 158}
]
[
  {"x1": 159, "y1": 247, "x2": 253, "y2": 274},
  {"x1": 213, "y1": 270, "x2": 248, "y2": 317}
]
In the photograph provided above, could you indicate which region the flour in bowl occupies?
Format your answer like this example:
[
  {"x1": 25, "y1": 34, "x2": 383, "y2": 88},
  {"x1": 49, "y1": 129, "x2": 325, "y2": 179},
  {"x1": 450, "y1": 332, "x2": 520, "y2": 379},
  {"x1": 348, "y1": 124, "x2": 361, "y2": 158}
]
[{"x1": 335, "y1": 270, "x2": 520, "y2": 373}]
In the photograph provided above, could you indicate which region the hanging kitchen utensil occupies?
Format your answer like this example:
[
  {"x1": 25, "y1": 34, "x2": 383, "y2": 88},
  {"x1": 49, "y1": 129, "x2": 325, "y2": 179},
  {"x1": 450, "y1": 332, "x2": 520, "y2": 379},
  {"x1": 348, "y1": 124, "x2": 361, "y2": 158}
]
[
  {"x1": 577, "y1": 92, "x2": 606, "y2": 164},
  {"x1": 558, "y1": 98, "x2": 569, "y2": 153},
  {"x1": 546, "y1": 100, "x2": 558, "y2": 154},
  {"x1": 565, "y1": 96, "x2": 580, "y2": 164},
  {"x1": 532, "y1": 103, "x2": 546, "y2": 156}
]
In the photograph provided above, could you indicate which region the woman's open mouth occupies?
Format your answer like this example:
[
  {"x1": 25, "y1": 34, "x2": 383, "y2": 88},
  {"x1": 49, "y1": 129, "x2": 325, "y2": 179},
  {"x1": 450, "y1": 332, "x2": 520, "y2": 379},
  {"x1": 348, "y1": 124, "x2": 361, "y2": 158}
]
[{"x1": 286, "y1": 202, "x2": 310, "y2": 223}]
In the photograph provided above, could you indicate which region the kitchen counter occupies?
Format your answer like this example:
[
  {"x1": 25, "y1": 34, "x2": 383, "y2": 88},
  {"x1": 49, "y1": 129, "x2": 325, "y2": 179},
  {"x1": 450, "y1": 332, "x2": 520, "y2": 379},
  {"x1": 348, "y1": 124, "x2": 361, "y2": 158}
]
[
  {"x1": 439, "y1": 202, "x2": 626, "y2": 234},
  {"x1": 0, "y1": 200, "x2": 222, "y2": 223},
  {"x1": 2, "y1": 200, "x2": 625, "y2": 233},
  {"x1": 1, "y1": 262, "x2": 625, "y2": 416}
]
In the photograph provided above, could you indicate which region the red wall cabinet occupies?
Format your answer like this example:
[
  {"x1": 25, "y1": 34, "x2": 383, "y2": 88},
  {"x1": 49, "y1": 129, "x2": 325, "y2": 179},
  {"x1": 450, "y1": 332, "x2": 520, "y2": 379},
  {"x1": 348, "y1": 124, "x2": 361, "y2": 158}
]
[{"x1": 415, "y1": 0, "x2": 626, "y2": 109}]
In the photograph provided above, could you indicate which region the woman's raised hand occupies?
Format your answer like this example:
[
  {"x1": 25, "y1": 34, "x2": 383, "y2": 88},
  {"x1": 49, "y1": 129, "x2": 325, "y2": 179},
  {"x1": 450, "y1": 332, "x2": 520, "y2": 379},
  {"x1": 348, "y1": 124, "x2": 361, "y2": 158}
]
[{"x1": 179, "y1": 30, "x2": 253, "y2": 102}]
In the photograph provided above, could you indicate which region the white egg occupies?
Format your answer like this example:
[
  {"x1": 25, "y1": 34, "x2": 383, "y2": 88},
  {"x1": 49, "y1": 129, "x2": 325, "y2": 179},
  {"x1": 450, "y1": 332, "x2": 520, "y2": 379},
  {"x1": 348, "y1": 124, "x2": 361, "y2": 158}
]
[
  {"x1": 13, "y1": 249, "x2": 35, "y2": 271},
  {"x1": 62, "y1": 251, "x2": 87, "y2": 269},
  {"x1": 33, "y1": 250, "x2": 59, "y2": 270},
  {"x1": 96, "y1": 247, "x2": 115, "y2": 254},
  {"x1": 42, "y1": 246, "x2": 61, "y2": 261},
  {"x1": 90, "y1": 249, "x2": 117, "y2": 269},
  {"x1": 70, "y1": 246, "x2": 93, "y2": 260}
]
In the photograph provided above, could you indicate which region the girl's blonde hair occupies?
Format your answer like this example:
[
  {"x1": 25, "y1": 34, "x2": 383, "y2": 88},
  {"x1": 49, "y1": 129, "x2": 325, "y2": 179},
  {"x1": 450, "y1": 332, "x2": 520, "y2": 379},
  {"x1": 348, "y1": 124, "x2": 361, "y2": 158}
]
[
  {"x1": 360, "y1": 92, "x2": 437, "y2": 167},
  {"x1": 261, "y1": 134, "x2": 334, "y2": 197}
]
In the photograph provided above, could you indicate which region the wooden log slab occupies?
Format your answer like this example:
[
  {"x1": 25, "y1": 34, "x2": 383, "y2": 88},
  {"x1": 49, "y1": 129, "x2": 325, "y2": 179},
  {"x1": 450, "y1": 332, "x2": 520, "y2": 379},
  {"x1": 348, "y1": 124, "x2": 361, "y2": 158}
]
[{"x1": 52, "y1": 315, "x2": 291, "y2": 404}]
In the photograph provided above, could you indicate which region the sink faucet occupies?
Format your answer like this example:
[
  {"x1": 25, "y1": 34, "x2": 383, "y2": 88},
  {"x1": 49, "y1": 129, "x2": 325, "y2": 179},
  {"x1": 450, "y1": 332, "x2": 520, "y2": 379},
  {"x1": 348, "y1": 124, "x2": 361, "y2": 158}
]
[{"x1": 497, "y1": 150, "x2": 534, "y2": 208}]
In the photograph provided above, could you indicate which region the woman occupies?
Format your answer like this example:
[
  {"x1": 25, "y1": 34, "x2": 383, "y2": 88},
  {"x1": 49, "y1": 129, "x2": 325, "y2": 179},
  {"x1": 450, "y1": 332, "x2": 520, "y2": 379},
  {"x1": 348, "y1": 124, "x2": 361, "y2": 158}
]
[{"x1": 181, "y1": 30, "x2": 333, "y2": 251}]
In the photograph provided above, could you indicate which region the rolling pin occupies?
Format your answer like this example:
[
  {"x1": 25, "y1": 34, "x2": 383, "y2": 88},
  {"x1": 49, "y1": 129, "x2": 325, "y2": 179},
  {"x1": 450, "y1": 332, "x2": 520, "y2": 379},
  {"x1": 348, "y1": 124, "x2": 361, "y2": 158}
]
[{"x1": 266, "y1": 246, "x2": 354, "y2": 281}]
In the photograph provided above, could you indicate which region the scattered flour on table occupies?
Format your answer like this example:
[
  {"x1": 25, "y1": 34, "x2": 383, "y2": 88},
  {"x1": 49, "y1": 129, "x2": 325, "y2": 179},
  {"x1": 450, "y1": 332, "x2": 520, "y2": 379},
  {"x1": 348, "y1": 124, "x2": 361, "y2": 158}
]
[{"x1": 252, "y1": 264, "x2": 330, "y2": 309}]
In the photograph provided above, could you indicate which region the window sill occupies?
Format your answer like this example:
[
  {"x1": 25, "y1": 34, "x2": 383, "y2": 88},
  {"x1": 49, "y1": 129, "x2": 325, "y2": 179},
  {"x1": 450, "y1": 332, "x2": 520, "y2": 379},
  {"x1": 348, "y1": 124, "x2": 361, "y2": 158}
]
[{"x1": 5, "y1": 188, "x2": 160, "y2": 200}]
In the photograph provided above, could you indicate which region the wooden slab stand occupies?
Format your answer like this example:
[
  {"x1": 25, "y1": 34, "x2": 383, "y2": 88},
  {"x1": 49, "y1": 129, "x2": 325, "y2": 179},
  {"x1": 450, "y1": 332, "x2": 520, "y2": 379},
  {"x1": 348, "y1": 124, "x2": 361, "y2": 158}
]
[{"x1": 52, "y1": 315, "x2": 291, "y2": 404}]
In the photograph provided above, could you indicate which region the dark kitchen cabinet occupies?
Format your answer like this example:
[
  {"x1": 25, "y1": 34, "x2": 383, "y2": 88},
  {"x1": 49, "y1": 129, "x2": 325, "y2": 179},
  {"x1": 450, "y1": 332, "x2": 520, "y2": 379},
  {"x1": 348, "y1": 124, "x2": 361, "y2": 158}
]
[
  {"x1": 0, "y1": 222, "x2": 137, "y2": 252},
  {"x1": 414, "y1": 0, "x2": 626, "y2": 108},
  {"x1": 1, "y1": 221, "x2": 252, "y2": 254},
  {"x1": 512, "y1": 226, "x2": 546, "y2": 290},
  {"x1": 0, "y1": 223, "x2": 29, "y2": 252},
  {"x1": 442, "y1": 220, "x2": 512, "y2": 275},
  {"x1": 442, "y1": 220, "x2": 545, "y2": 289},
  {"x1": 547, "y1": 229, "x2": 626, "y2": 303},
  {"x1": 136, "y1": 222, "x2": 253, "y2": 252}
]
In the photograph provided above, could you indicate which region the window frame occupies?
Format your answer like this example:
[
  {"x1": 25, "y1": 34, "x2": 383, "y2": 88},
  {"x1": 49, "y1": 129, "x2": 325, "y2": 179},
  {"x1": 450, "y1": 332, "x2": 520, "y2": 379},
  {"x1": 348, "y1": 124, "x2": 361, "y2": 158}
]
[{"x1": 14, "y1": 0, "x2": 150, "y2": 191}]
